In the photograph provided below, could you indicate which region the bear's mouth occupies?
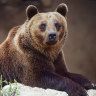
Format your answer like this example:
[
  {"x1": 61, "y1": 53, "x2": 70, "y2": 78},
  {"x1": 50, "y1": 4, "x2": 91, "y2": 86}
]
[{"x1": 46, "y1": 41, "x2": 57, "y2": 45}]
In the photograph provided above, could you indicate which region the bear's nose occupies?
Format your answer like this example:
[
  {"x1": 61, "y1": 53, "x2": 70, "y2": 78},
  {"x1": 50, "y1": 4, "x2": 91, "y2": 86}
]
[{"x1": 48, "y1": 32, "x2": 56, "y2": 41}]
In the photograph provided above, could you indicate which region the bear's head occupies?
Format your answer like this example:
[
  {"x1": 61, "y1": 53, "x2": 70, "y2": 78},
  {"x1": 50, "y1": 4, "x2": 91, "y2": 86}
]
[{"x1": 24, "y1": 3, "x2": 68, "y2": 57}]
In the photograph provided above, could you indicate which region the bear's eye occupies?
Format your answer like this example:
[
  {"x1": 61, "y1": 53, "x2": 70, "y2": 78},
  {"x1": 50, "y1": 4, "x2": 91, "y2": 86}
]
[
  {"x1": 39, "y1": 23, "x2": 46, "y2": 32},
  {"x1": 55, "y1": 22, "x2": 61, "y2": 31}
]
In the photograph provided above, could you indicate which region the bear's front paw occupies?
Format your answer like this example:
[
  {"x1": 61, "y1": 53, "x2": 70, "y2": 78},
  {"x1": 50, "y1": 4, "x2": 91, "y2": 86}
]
[
  {"x1": 91, "y1": 83, "x2": 96, "y2": 89},
  {"x1": 83, "y1": 83, "x2": 96, "y2": 90},
  {"x1": 66, "y1": 85, "x2": 88, "y2": 96},
  {"x1": 70, "y1": 88, "x2": 88, "y2": 96}
]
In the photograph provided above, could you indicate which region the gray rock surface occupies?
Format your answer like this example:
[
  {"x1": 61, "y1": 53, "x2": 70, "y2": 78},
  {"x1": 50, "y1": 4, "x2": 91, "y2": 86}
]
[
  {"x1": 87, "y1": 89, "x2": 96, "y2": 96},
  {"x1": 2, "y1": 83, "x2": 68, "y2": 96},
  {"x1": 2, "y1": 83, "x2": 96, "y2": 96}
]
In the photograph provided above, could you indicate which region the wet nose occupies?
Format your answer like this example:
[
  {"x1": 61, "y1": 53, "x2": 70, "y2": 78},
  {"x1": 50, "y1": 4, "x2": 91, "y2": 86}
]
[{"x1": 48, "y1": 32, "x2": 56, "y2": 41}]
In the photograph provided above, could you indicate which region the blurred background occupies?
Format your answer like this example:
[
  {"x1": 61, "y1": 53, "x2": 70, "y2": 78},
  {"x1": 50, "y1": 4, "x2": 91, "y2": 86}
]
[{"x1": 0, "y1": 0, "x2": 96, "y2": 82}]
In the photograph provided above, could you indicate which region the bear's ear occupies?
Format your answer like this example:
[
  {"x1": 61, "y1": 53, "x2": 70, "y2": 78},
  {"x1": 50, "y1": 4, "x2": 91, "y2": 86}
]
[
  {"x1": 26, "y1": 5, "x2": 39, "y2": 20},
  {"x1": 56, "y1": 3, "x2": 68, "y2": 17}
]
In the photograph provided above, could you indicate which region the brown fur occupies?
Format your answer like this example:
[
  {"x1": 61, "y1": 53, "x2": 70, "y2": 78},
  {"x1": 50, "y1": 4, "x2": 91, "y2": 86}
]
[{"x1": 0, "y1": 4, "x2": 96, "y2": 96}]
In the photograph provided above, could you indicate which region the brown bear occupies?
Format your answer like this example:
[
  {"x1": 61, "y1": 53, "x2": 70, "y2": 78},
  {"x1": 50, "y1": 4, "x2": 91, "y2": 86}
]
[{"x1": 0, "y1": 3, "x2": 96, "y2": 96}]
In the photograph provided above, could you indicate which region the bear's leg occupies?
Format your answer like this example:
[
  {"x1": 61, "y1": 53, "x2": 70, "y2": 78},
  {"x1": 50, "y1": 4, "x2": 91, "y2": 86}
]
[
  {"x1": 54, "y1": 51, "x2": 96, "y2": 90},
  {"x1": 65, "y1": 72, "x2": 96, "y2": 90},
  {"x1": 25, "y1": 71, "x2": 88, "y2": 96}
]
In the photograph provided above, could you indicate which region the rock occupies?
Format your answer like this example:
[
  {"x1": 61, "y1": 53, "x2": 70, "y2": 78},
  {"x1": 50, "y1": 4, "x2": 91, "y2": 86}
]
[
  {"x1": 87, "y1": 89, "x2": 96, "y2": 96},
  {"x1": 1, "y1": 83, "x2": 96, "y2": 96},
  {"x1": 2, "y1": 83, "x2": 68, "y2": 96}
]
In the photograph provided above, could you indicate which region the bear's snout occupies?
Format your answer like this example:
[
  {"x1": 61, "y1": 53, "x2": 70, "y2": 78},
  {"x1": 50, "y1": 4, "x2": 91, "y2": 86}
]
[
  {"x1": 46, "y1": 32, "x2": 58, "y2": 45},
  {"x1": 49, "y1": 32, "x2": 56, "y2": 41}
]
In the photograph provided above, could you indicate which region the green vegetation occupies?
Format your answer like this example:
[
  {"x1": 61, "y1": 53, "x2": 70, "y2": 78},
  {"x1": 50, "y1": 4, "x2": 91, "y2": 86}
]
[{"x1": 0, "y1": 75, "x2": 20, "y2": 96}]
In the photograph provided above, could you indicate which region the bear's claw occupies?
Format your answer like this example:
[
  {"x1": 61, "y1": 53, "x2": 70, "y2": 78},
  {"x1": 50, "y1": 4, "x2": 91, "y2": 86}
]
[{"x1": 92, "y1": 83, "x2": 96, "y2": 89}]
